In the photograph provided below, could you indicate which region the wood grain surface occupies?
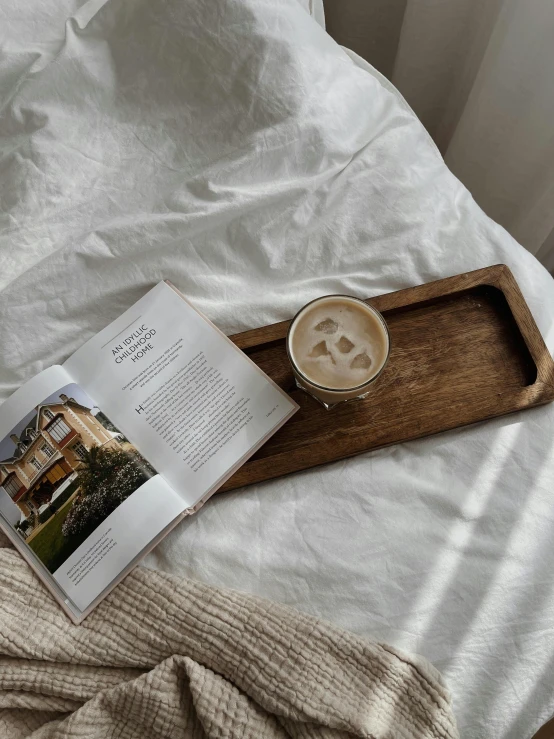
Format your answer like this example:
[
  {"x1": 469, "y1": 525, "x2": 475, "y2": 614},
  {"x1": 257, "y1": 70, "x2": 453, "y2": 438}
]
[{"x1": 220, "y1": 265, "x2": 554, "y2": 493}]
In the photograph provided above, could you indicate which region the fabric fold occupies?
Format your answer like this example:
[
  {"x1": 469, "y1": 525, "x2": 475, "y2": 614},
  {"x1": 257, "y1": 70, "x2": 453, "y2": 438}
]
[{"x1": 0, "y1": 547, "x2": 457, "y2": 738}]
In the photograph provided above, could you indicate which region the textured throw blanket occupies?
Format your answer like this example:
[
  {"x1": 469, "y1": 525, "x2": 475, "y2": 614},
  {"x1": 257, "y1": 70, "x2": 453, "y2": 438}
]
[{"x1": 0, "y1": 546, "x2": 458, "y2": 738}]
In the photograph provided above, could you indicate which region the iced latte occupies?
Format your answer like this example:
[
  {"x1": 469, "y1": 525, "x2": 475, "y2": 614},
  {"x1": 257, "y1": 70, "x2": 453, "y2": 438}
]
[{"x1": 286, "y1": 295, "x2": 390, "y2": 407}]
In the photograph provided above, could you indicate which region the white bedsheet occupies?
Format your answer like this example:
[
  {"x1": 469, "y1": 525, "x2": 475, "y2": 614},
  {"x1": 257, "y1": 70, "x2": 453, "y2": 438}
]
[{"x1": 1, "y1": 0, "x2": 553, "y2": 736}]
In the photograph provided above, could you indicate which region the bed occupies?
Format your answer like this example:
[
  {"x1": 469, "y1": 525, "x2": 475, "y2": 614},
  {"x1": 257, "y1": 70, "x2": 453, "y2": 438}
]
[{"x1": 1, "y1": 0, "x2": 553, "y2": 736}]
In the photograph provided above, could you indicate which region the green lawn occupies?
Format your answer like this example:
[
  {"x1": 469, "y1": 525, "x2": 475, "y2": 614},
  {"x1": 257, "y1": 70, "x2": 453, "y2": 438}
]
[{"x1": 27, "y1": 496, "x2": 92, "y2": 574}]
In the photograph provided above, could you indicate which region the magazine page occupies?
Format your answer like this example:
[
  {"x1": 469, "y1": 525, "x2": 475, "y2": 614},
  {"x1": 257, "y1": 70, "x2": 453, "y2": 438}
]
[
  {"x1": 64, "y1": 281, "x2": 298, "y2": 508},
  {"x1": 0, "y1": 366, "x2": 186, "y2": 614}
]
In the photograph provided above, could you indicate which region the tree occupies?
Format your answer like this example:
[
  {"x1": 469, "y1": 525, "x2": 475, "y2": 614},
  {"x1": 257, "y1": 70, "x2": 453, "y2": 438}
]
[
  {"x1": 62, "y1": 445, "x2": 154, "y2": 538},
  {"x1": 94, "y1": 411, "x2": 122, "y2": 435}
]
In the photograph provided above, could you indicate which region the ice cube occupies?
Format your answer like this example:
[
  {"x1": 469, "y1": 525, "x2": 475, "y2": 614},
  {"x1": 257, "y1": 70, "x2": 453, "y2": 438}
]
[
  {"x1": 336, "y1": 335, "x2": 355, "y2": 353},
  {"x1": 350, "y1": 352, "x2": 372, "y2": 370},
  {"x1": 314, "y1": 318, "x2": 338, "y2": 334},
  {"x1": 309, "y1": 341, "x2": 330, "y2": 358}
]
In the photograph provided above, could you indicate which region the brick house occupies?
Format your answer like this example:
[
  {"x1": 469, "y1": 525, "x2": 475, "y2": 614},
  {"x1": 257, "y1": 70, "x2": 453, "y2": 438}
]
[{"x1": 0, "y1": 393, "x2": 122, "y2": 525}]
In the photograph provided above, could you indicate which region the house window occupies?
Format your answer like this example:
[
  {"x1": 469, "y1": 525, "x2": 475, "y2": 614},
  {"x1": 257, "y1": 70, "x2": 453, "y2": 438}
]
[
  {"x1": 72, "y1": 441, "x2": 88, "y2": 460},
  {"x1": 41, "y1": 443, "x2": 54, "y2": 459},
  {"x1": 29, "y1": 457, "x2": 42, "y2": 472},
  {"x1": 48, "y1": 417, "x2": 71, "y2": 443},
  {"x1": 43, "y1": 408, "x2": 55, "y2": 420},
  {"x1": 27, "y1": 429, "x2": 37, "y2": 439},
  {"x1": 4, "y1": 477, "x2": 21, "y2": 498}
]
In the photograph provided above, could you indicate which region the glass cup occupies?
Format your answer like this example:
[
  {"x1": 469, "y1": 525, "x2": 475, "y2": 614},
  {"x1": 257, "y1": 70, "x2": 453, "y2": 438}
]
[{"x1": 286, "y1": 295, "x2": 390, "y2": 409}]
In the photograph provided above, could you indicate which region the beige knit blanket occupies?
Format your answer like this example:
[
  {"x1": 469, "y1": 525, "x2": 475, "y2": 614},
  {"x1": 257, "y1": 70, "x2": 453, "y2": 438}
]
[{"x1": 0, "y1": 545, "x2": 458, "y2": 738}]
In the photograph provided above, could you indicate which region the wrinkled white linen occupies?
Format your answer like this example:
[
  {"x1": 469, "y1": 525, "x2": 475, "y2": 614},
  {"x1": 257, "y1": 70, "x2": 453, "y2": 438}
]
[{"x1": 0, "y1": 1, "x2": 553, "y2": 737}]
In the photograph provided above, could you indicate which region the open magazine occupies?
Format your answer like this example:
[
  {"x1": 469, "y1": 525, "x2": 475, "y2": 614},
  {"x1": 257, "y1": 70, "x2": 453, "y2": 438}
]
[{"x1": 0, "y1": 281, "x2": 298, "y2": 622}]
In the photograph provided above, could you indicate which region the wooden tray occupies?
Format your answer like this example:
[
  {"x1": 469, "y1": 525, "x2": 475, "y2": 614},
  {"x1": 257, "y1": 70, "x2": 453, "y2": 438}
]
[{"x1": 220, "y1": 265, "x2": 554, "y2": 492}]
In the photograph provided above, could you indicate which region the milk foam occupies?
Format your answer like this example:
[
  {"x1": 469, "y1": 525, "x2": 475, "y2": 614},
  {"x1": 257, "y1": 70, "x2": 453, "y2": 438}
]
[{"x1": 290, "y1": 297, "x2": 389, "y2": 390}]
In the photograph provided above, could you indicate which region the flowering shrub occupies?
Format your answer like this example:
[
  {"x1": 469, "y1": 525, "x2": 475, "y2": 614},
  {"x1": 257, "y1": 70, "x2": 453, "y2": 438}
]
[{"x1": 62, "y1": 446, "x2": 154, "y2": 538}]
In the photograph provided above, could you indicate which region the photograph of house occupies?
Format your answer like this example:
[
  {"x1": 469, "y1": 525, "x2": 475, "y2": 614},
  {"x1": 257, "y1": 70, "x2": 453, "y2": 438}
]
[
  {"x1": 0, "y1": 392, "x2": 122, "y2": 528},
  {"x1": 0, "y1": 384, "x2": 155, "y2": 573}
]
